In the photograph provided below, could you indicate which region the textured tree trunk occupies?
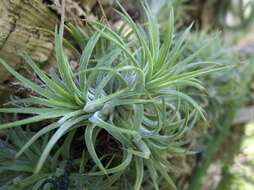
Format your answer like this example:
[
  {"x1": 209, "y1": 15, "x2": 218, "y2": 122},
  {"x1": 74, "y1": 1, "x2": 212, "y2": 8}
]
[
  {"x1": 0, "y1": 0, "x2": 115, "y2": 101},
  {"x1": 0, "y1": 0, "x2": 58, "y2": 99}
]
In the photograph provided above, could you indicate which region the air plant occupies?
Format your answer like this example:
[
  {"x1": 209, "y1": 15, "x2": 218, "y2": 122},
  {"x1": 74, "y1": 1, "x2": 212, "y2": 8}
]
[{"x1": 0, "y1": 2, "x2": 228, "y2": 189}]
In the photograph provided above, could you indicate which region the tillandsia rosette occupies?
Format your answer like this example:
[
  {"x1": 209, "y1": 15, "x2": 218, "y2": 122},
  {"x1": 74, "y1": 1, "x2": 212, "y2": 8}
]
[{"x1": 0, "y1": 2, "x2": 231, "y2": 190}]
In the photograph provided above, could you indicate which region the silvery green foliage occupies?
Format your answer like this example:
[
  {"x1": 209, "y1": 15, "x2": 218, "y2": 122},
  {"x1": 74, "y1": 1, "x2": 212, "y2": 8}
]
[
  {"x1": 0, "y1": 2, "x2": 228, "y2": 189},
  {"x1": 181, "y1": 33, "x2": 240, "y2": 123}
]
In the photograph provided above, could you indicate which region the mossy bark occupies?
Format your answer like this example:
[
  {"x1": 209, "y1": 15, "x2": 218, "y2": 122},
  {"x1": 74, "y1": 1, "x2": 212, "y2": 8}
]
[{"x1": 0, "y1": 0, "x2": 58, "y2": 100}]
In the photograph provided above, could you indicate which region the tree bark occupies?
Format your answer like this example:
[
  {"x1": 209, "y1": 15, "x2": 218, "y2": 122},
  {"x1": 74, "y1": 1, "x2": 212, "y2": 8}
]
[{"x1": 0, "y1": 0, "x2": 58, "y2": 99}]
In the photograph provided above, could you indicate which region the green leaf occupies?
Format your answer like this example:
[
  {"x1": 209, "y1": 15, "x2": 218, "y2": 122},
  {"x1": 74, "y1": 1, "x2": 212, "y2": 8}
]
[
  {"x1": 87, "y1": 152, "x2": 132, "y2": 176},
  {"x1": 54, "y1": 30, "x2": 78, "y2": 94},
  {"x1": 85, "y1": 125, "x2": 106, "y2": 174},
  {"x1": 143, "y1": 1, "x2": 160, "y2": 59},
  {"x1": 34, "y1": 115, "x2": 87, "y2": 173},
  {"x1": 115, "y1": 3, "x2": 153, "y2": 80},
  {"x1": 134, "y1": 157, "x2": 144, "y2": 190},
  {"x1": 0, "y1": 108, "x2": 58, "y2": 114},
  {"x1": 0, "y1": 110, "x2": 68, "y2": 130},
  {"x1": 20, "y1": 53, "x2": 74, "y2": 102},
  {"x1": 154, "y1": 7, "x2": 174, "y2": 72},
  {"x1": 15, "y1": 123, "x2": 59, "y2": 158},
  {"x1": 0, "y1": 58, "x2": 55, "y2": 99},
  {"x1": 79, "y1": 32, "x2": 101, "y2": 90},
  {"x1": 146, "y1": 159, "x2": 159, "y2": 190},
  {"x1": 157, "y1": 162, "x2": 177, "y2": 190},
  {"x1": 160, "y1": 89, "x2": 206, "y2": 121},
  {"x1": 89, "y1": 112, "x2": 140, "y2": 138}
]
